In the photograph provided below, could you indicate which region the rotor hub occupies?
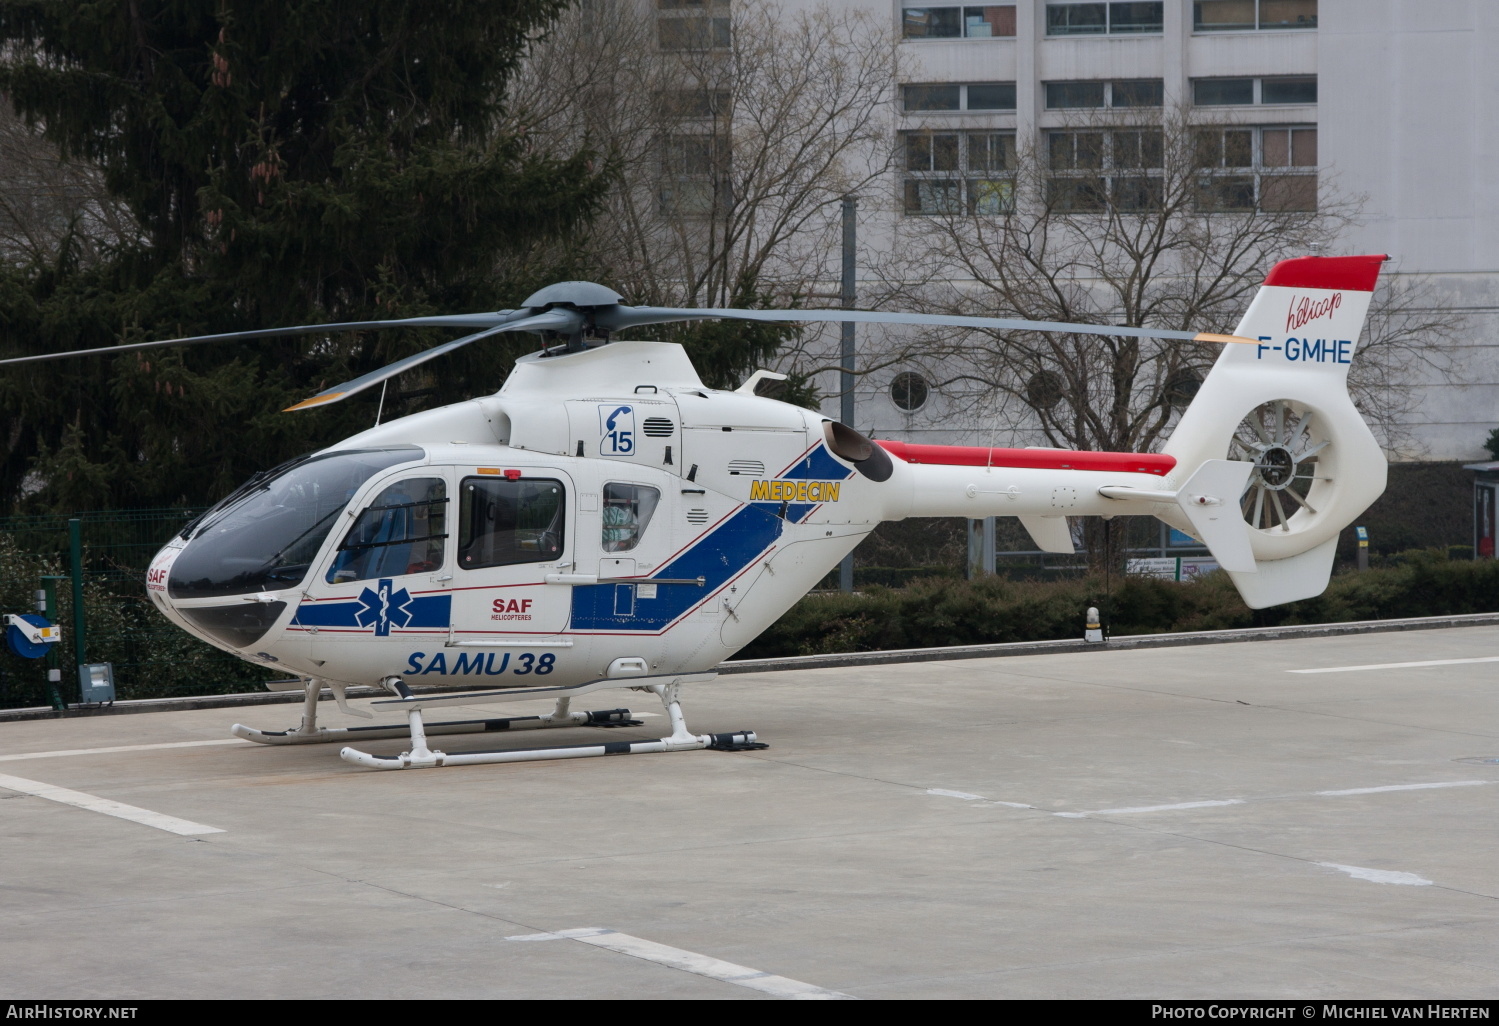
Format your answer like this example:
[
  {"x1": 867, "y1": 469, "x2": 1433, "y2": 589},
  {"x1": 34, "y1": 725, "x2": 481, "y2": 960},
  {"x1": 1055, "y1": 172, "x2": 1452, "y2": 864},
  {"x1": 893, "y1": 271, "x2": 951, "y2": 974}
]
[{"x1": 1255, "y1": 446, "x2": 1296, "y2": 489}]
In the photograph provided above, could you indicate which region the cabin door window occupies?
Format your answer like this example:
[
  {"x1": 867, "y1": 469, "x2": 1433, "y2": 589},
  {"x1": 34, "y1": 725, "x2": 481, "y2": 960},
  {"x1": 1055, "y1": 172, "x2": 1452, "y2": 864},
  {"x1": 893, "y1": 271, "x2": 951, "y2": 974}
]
[{"x1": 457, "y1": 477, "x2": 566, "y2": 569}]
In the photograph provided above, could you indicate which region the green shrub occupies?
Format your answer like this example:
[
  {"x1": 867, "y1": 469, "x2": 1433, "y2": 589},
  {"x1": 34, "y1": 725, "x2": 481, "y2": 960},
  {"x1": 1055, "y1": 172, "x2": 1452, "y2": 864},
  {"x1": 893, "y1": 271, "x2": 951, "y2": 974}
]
[{"x1": 737, "y1": 553, "x2": 1499, "y2": 660}]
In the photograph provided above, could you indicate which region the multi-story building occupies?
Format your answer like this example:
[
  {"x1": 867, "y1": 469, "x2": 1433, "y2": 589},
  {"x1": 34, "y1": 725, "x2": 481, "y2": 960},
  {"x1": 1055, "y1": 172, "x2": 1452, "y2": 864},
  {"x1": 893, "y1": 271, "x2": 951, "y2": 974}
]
[{"x1": 778, "y1": 0, "x2": 1494, "y2": 462}]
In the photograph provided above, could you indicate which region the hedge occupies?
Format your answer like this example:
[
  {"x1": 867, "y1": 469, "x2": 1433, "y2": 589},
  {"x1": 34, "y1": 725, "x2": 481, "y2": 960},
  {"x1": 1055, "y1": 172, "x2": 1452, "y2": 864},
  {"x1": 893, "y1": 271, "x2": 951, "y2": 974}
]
[{"x1": 736, "y1": 551, "x2": 1499, "y2": 660}]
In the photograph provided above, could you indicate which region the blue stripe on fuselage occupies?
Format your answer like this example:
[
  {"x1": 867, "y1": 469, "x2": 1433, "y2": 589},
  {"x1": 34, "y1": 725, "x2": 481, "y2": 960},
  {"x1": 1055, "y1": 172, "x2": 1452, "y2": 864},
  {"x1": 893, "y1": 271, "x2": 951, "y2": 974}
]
[
  {"x1": 568, "y1": 502, "x2": 783, "y2": 632},
  {"x1": 291, "y1": 593, "x2": 450, "y2": 629}
]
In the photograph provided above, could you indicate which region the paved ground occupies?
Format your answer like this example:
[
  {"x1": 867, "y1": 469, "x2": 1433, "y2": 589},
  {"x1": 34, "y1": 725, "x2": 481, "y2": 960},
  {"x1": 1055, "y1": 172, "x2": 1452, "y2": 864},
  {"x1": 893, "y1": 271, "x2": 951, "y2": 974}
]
[{"x1": 2, "y1": 626, "x2": 1497, "y2": 999}]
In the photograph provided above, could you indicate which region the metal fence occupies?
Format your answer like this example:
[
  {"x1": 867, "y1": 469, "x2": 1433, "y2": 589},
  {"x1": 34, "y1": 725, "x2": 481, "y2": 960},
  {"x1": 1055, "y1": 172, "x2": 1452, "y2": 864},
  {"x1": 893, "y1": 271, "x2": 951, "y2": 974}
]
[{"x1": 0, "y1": 509, "x2": 273, "y2": 710}]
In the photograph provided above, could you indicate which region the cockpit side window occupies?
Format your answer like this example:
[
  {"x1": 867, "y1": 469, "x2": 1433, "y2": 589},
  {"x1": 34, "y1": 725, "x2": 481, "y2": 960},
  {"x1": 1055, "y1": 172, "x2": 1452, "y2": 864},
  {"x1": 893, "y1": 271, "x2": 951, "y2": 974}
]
[
  {"x1": 327, "y1": 478, "x2": 448, "y2": 584},
  {"x1": 602, "y1": 483, "x2": 660, "y2": 552},
  {"x1": 458, "y1": 477, "x2": 565, "y2": 569}
]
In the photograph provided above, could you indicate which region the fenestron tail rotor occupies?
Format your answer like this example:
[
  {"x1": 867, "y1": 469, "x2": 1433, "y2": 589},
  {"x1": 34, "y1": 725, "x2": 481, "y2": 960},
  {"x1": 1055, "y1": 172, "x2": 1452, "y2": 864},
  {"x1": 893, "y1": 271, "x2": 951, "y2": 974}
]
[
  {"x1": 1230, "y1": 399, "x2": 1331, "y2": 532},
  {"x1": 0, "y1": 278, "x2": 1259, "y2": 412}
]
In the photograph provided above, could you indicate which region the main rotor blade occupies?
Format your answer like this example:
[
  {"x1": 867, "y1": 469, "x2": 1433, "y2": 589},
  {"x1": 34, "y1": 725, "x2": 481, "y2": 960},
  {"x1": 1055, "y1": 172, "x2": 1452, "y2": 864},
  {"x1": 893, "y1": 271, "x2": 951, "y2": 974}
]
[
  {"x1": 282, "y1": 309, "x2": 581, "y2": 412},
  {"x1": 599, "y1": 306, "x2": 1254, "y2": 346},
  {"x1": 0, "y1": 312, "x2": 520, "y2": 369}
]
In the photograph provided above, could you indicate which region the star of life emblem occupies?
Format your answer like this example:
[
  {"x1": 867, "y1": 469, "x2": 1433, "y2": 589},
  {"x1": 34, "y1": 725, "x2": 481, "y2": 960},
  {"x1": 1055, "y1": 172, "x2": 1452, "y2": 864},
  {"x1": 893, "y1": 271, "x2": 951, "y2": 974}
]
[{"x1": 355, "y1": 578, "x2": 414, "y2": 636}]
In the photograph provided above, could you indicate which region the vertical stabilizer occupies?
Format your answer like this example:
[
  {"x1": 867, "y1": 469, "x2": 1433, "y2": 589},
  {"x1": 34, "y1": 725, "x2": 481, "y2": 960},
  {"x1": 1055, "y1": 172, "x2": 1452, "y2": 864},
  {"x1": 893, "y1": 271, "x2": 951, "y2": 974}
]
[{"x1": 1161, "y1": 256, "x2": 1389, "y2": 608}]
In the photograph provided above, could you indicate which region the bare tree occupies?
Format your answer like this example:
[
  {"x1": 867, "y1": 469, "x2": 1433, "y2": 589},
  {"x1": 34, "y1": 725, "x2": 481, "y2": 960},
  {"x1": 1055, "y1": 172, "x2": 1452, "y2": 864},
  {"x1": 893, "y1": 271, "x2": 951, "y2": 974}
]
[
  {"x1": 857, "y1": 102, "x2": 1460, "y2": 565},
  {"x1": 0, "y1": 103, "x2": 133, "y2": 267},
  {"x1": 1353, "y1": 268, "x2": 1464, "y2": 459},
  {"x1": 511, "y1": 0, "x2": 901, "y2": 317},
  {"x1": 868, "y1": 106, "x2": 1367, "y2": 450}
]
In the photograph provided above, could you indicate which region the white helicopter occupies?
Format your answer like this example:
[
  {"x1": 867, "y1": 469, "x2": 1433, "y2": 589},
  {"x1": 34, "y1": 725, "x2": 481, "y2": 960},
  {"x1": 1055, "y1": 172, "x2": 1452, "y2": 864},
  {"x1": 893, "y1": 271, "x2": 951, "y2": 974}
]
[{"x1": 3, "y1": 254, "x2": 1389, "y2": 770}]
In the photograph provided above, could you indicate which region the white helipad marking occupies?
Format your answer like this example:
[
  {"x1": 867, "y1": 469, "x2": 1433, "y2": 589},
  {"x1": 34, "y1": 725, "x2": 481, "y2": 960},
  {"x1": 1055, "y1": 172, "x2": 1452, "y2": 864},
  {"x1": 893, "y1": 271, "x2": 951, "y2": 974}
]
[
  {"x1": 506, "y1": 928, "x2": 854, "y2": 999},
  {"x1": 0, "y1": 739, "x2": 245, "y2": 762},
  {"x1": 1315, "y1": 780, "x2": 1488, "y2": 797},
  {"x1": 1058, "y1": 799, "x2": 1244, "y2": 818},
  {"x1": 1289, "y1": 655, "x2": 1499, "y2": 674},
  {"x1": 1051, "y1": 779, "x2": 1489, "y2": 820},
  {"x1": 927, "y1": 788, "x2": 986, "y2": 801},
  {"x1": 0, "y1": 773, "x2": 225, "y2": 836},
  {"x1": 1317, "y1": 863, "x2": 1433, "y2": 886}
]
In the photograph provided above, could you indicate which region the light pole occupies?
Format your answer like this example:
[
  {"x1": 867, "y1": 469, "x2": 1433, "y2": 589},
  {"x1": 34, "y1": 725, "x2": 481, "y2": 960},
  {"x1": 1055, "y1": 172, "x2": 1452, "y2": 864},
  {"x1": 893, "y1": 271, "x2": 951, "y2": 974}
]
[{"x1": 839, "y1": 195, "x2": 857, "y2": 593}]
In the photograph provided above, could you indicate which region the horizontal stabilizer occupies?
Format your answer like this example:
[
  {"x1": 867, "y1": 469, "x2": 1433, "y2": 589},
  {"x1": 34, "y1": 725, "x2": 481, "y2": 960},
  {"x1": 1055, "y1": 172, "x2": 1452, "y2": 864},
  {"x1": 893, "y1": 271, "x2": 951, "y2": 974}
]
[
  {"x1": 1098, "y1": 459, "x2": 1256, "y2": 573},
  {"x1": 1018, "y1": 515, "x2": 1075, "y2": 554}
]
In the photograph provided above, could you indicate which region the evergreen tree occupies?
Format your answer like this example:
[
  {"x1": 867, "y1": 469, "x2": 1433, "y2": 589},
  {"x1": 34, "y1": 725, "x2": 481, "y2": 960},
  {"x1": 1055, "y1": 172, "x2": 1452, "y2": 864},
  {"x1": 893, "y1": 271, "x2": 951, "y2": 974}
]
[{"x1": 0, "y1": 0, "x2": 609, "y2": 511}]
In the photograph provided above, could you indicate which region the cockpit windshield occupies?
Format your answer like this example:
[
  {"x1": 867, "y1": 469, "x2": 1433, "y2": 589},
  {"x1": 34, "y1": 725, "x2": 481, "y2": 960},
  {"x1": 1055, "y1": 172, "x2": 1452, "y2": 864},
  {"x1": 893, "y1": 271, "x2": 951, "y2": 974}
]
[{"x1": 167, "y1": 446, "x2": 423, "y2": 599}]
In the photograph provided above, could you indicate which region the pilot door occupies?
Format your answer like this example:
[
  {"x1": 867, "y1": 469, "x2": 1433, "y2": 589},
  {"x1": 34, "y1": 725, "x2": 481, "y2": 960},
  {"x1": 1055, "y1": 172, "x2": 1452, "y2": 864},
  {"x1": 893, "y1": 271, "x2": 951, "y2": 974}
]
[{"x1": 445, "y1": 469, "x2": 575, "y2": 673}]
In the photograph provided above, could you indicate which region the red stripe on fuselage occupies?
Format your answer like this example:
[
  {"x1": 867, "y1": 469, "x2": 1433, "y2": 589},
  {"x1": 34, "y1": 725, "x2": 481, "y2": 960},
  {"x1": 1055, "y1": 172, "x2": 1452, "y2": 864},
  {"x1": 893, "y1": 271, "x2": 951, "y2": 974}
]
[{"x1": 877, "y1": 440, "x2": 1175, "y2": 476}]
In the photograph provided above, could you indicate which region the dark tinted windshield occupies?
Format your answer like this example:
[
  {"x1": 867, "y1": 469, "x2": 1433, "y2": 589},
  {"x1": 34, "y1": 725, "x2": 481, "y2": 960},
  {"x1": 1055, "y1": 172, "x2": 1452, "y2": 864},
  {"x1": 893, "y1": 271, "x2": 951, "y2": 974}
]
[{"x1": 168, "y1": 447, "x2": 423, "y2": 599}]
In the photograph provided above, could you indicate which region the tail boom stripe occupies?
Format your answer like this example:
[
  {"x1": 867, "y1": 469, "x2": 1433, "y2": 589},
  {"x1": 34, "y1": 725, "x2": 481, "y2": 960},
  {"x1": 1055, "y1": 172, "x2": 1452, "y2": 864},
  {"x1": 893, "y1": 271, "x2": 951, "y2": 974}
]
[{"x1": 879, "y1": 441, "x2": 1176, "y2": 477}]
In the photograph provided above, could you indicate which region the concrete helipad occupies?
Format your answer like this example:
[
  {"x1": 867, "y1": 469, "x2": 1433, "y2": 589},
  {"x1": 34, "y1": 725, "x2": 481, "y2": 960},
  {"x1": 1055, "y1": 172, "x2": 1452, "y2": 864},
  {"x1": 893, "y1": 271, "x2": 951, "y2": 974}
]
[{"x1": 2, "y1": 626, "x2": 1497, "y2": 999}]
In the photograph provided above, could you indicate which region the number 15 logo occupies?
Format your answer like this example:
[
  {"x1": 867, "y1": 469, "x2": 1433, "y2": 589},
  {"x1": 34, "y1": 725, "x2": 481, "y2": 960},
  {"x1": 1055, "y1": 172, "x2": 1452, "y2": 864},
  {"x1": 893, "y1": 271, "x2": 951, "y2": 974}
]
[{"x1": 600, "y1": 404, "x2": 635, "y2": 454}]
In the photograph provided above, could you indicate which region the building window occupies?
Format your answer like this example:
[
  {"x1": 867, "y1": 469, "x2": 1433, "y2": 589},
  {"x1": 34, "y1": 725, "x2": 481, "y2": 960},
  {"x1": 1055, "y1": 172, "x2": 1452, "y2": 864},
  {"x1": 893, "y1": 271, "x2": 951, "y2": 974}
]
[
  {"x1": 903, "y1": 6, "x2": 1017, "y2": 39},
  {"x1": 1194, "y1": 126, "x2": 1317, "y2": 211},
  {"x1": 904, "y1": 82, "x2": 1017, "y2": 112},
  {"x1": 1113, "y1": 80, "x2": 1165, "y2": 107},
  {"x1": 903, "y1": 131, "x2": 1017, "y2": 215},
  {"x1": 1193, "y1": 76, "x2": 1316, "y2": 106},
  {"x1": 1045, "y1": 79, "x2": 1163, "y2": 109},
  {"x1": 657, "y1": 89, "x2": 731, "y2": 119},
  {"x1": 1025, "y1": 370, "x2": 1065, "y2": 410},
  {"x1": 1046, "y1": 82, "x2": 1105, "y2": 109},
  {"x1": 1260, "y1": 77, "x2": 1317, "y2": 105},
  {"x1": 891, "y1": 372, "x2": 930, "y2": 412},
  {"x1": 1162, "y1": 368, "x2": 1203, "y2": 408},
  {"x1": 660, "y1": 134, "x2": 731, "y2": 215},
  {"x1": 658, "y1": 15, "x2": 731, "y2": 50},
  {"x1": 1047, "y1": 129, "x2": 1165, "y2": 212},
  {"x1": 1046, "y1": 2, "x2": 1163, "y2": 36},
  {"x1": 1193, "y1": 0, "x2": 1316, "y2": 32}
]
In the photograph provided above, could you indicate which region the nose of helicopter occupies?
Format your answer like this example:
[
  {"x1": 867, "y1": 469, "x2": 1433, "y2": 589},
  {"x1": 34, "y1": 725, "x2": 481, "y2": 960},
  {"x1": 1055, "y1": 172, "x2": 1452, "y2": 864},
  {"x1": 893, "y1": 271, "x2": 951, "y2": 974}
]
[
  {"x1": 145, "y1": 446, "x2": 427, "y2": 657},
  {"x1": 147, "y1": 538, "x2": 293, "y2": 655}
]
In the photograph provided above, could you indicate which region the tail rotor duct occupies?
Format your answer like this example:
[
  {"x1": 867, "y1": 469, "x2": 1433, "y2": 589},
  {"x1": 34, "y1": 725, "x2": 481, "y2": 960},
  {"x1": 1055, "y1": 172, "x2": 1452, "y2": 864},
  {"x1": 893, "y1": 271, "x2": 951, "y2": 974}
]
[{"x1": 1230, "y1": 399, "x2": 1331, "y2": 533}]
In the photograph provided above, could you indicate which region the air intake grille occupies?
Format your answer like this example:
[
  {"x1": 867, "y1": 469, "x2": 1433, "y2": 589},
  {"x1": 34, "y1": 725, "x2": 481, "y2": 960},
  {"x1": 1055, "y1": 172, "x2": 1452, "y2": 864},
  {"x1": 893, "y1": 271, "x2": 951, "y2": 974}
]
[
  {"x1": 686, "y1": 509, "x2": 709, "y2": 525},
  {"x1": 727, "y1": 460, "x2": 765, "y2": 477},
  {"x1": 642, "y1": 417, "x2": 674, "y2": 437}
]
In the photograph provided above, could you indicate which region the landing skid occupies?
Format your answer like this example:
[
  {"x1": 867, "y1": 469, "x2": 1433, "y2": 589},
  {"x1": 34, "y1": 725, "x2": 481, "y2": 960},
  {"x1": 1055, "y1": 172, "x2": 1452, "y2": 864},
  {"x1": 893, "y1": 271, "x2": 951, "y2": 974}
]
[
  {"x1": 233, "y1": 673, "x2": 764, "y2": 770},
  {"x1": 232, "y1": 707, "x2": 640, "y2": 746},
  {"x1": 342, "y1": 676, "x2": 762, "y2": 770},
  {"x1": 233, "y1": 675, "x2": 644, "y2": 746}
]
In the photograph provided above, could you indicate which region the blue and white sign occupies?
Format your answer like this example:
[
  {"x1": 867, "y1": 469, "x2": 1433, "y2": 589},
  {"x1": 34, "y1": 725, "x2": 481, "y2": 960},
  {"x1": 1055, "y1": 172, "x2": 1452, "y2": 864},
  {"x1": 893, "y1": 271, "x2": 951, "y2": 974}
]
[
  {"x1": 291, "y1": 578, "x2": 450, "y2": 633},
  {"x1": 4, "y1": 613, "x2": 59, "y2": 659},
  {"x1": 599, "y1": 404, "x2": 635, "y2": 455}
]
